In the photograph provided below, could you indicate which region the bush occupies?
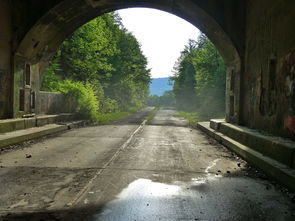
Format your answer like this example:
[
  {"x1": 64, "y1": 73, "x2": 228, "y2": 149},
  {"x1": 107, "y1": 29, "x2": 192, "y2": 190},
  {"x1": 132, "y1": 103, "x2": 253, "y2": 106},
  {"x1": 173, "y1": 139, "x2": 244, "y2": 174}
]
[
  {"x1": 58, "y1": 80, "x2": 99, "y2": 121},
  {"x1": 100, "y1": 98, "x2": 119, "y2": 113}
]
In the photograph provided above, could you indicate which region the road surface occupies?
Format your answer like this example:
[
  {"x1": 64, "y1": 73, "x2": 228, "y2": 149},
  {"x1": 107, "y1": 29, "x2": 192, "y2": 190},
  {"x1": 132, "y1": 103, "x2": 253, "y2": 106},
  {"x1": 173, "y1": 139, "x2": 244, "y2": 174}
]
[{"x1": 0, "y1": 108, "x2": 294, "y2": 220}]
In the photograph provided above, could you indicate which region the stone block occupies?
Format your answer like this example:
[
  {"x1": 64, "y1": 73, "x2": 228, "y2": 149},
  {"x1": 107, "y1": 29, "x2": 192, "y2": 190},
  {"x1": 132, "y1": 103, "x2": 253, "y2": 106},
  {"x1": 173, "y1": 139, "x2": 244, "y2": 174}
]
[
  {"x1": 0, "y1": 119, "x2": 25, "y2": 133},
  {"x1": 24, "y1": 118, "x2": 36, "y2": 129},
  {"x1": 36, "y1": 116, "x2": 49, "y2": 127},
  {"x1": 210, "y1": 119, "x2": 225, "y2": 131}
]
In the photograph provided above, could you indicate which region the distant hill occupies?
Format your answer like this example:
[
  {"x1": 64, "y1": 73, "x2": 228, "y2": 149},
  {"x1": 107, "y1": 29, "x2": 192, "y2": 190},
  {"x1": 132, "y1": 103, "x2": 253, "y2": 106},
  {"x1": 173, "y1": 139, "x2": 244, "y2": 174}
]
[{"x1": 149, "y1": 77, "x2": 173, "y2": 96}]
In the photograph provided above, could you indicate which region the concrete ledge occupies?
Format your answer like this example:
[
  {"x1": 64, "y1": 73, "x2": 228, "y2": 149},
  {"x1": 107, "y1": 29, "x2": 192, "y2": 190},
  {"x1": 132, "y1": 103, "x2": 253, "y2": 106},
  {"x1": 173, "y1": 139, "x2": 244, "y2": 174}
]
[
  {"x1": 58, "y1": 120, "x2": 87, "y2": 129},
  {"x1": 0, "y1": 113, "x2": 75, "y2": 134},
  {"x1": 0, "y1": 124, "x2": 67, "y2": 148},
  {"x1": 197, "y1": 122, "x2": 295, "y2": 193},
  {"x1": 209, "y1": 119, "x2": 225, "y2": 130},
  {"x1": 24, "y1": 118, "x2": 36, "y2": 129},
  {"x1": 0, "y1": 121, "x2": 86, "y2": 149},
  {"x1": 210, "y1": 119, "x2": 295, "y2": 168},
  {"x1": 0, "y1": 119, "x2": 25, "y2": 133},
  {"x1": 57, "y1": 113, "x2": 76, "y2": 122},
  {"x1": 36, "y1": 115, "x2": 58, "y2": 127}
]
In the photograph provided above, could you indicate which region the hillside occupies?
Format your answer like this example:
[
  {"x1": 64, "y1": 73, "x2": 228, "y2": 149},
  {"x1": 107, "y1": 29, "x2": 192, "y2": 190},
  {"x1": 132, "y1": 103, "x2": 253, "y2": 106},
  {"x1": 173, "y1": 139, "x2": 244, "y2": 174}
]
[{"x1": 149, "y1": 77, "x2": 173, "y2": 96}]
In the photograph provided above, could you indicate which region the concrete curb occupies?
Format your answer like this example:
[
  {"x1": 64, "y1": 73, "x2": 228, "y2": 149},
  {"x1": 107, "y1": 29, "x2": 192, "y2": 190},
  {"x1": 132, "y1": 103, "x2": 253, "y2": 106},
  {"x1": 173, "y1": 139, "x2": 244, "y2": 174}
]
[
  {"x1": 0, "y1": 121, "x2": 86, "y2": 149},
  {"x1": 209, "y1": 119, "x2": 295, "y2": 168},
  {"x1": 0, "y1": 113, "x2": 75, "y2": 133},
  {"x1": 197, "y1": 122, "x2": 295, "y2": 193}
]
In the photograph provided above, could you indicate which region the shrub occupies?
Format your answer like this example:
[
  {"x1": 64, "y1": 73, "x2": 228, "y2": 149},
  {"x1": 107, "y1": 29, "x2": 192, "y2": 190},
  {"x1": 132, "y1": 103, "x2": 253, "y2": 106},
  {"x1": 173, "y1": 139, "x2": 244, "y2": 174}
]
[
  {"x1": 58, "y1": 80, "x2": 99, "y2": 121},
  {"x1": 100, "y1": 98, "x2": 119, "y2": 113}
]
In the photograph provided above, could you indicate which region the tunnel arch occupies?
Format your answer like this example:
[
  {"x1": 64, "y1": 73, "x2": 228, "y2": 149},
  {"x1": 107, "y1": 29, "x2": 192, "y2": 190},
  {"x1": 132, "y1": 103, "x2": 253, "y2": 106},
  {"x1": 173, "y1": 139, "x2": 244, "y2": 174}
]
[
  {"x1": 16, "y1": 0, "x2": 241, "y2": 68},
  {"x1": 14, "y1": 0, "x2": 242, "y2": 122}
]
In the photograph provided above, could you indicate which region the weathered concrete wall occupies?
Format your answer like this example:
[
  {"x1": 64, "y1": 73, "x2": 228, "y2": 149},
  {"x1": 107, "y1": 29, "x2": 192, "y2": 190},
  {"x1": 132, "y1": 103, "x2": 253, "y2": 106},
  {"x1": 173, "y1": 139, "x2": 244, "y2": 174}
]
[
  {"x1": 12, "y1": 0, "x2": 244, "y2": 122},
  {"x1": 38, "y1": 91, "x2": 73, "y2": 114},
  {"x1": 12, "y1": 57, "x2": 41, "y2": 118},
  {"x1": 242, "y1": 0, "x2": 295, "y2": 139},
  {"x1": 0, "y1": 0, "x2": 12, "y2": 119}
]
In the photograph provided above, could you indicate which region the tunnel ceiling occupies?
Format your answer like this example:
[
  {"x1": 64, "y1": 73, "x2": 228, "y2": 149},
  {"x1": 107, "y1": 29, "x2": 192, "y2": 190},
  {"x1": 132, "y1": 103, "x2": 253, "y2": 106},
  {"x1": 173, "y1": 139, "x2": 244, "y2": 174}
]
[{"x1": 15, "y1": 0, "x2": 244, "y2": 68}]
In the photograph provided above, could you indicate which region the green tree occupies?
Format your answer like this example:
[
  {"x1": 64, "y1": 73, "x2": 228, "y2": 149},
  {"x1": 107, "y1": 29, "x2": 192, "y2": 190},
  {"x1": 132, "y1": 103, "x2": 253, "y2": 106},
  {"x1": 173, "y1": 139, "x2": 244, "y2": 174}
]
[
  {"x1": 41, "y1": 12, "x2": 151, "y2": 116},
  {"x1": 172, "y1": 34, "x2": 226, "y2": 117},
  {"x1": 147, "y1": 90, "x2": 175, "y2": 107}
]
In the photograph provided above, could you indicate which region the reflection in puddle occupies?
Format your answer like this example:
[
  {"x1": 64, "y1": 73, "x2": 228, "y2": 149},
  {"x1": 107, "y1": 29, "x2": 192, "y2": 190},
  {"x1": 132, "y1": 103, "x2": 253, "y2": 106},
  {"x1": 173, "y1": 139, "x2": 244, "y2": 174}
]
[
  {"x1": 191, "y1": 158, "x2": 221, "y2": 184},
  {"x1": 89, "y1": 157, "x2": 294, "y2": 221},
  {"x1": 117, "y1": 178, "x2": 180, "y2": 198},
  {"x1": 94, "y1": 179, "x2": 181, "y2": 220},
  {"x1": 94, "y1": 160, "x2": 227, "y2": 220}
]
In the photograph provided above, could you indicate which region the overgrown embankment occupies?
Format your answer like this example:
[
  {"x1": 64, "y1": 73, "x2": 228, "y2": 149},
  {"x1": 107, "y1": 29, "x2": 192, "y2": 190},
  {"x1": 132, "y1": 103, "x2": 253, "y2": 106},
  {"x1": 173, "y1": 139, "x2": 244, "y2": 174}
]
[
  {"x1": 171, "y1": 34, "x2": 226, "y2": 119},
  {"x1": 41, "y1": 12, "x2": 150, "y2": 122}
]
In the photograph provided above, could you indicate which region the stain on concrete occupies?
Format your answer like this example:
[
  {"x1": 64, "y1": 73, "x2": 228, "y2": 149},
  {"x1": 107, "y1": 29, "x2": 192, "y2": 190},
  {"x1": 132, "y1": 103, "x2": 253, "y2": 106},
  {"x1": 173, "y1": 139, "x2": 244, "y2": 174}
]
[{"x1": 281, "y1": 52, "x2": 295, "y2": 135}]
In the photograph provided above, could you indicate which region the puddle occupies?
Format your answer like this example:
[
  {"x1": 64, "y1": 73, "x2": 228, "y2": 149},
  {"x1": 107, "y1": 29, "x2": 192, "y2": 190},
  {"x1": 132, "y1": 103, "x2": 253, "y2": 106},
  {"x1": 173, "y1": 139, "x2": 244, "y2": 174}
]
[
  {"x1": 93, "y1": 178, "x2": 182, "y2": 220},
  {"x1": 90, "y1": 159, "x2": 295, "y2": 221},
  {"x1": 119, "y1": 178, "x2": 180, "y2": 197},
  {"x1": 94, "y1": 159, "x2": 224, "y2": 220}
]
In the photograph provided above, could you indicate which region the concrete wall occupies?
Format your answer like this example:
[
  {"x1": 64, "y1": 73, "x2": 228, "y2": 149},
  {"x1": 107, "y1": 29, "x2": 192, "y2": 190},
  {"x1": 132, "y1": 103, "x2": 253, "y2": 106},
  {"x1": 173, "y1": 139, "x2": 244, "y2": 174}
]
[
  {"x1": 38, "y1": 91, "x2": 70, "y2": 114},
  {"x1": 11, "y1": 0, "x2": 244, "y2": 122},
  {"x1": 242, "y1": 0, "x2": 295, "y2": 138},
  {"x1": 0, "y1": 0, "x2": 12, "y2": 119},
  {"x1": 12, "y1": 57, "x2": 41, "y2": 117}
]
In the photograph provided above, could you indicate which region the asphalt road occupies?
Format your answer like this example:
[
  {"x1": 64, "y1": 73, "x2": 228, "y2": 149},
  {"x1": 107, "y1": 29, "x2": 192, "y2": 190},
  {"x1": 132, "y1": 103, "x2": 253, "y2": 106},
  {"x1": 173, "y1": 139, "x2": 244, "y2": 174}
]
[{"x1": 0, "y1": 108, "x2": 295, "y2": 221}]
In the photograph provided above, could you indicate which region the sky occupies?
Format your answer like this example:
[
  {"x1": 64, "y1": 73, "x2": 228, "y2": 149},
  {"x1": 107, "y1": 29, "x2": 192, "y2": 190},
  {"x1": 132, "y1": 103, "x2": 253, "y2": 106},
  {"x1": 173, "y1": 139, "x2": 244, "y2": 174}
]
[{"x1": 118, "y1": 8, "x2": 200, "y2": 79}]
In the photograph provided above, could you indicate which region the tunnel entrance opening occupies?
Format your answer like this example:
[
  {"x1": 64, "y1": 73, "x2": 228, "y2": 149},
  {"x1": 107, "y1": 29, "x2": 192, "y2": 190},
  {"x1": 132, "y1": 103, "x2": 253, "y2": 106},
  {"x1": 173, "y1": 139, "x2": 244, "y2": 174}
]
[
  {"x1": 13, "y1": 0, "x2": 242, "y2": 125},
  {"x1": 37, "y1": 8, "x2": 228, "y2": 121}
]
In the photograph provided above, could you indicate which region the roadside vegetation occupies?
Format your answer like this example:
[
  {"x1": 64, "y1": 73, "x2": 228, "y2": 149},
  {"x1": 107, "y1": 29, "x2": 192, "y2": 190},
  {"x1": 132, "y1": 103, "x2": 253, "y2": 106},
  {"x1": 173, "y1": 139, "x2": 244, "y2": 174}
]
[
  {"x1": 41, "y1": 13, "x2": 150, "y2": 122},
  {"x1": 145, "y1": 107, "x2": 160, "y2": 124},
  {"x1": 43, "y1": 13, "x2": 225, "y2": 124},
  {"x1": 177, "y1": 111, "x2": 200, "y2": 127},
  {"x1": 146, "y1": 90, "x2": 175, "y2": 107},
  {"x1": 147, "y1": 34, "x2": 226, "y2": 124}
]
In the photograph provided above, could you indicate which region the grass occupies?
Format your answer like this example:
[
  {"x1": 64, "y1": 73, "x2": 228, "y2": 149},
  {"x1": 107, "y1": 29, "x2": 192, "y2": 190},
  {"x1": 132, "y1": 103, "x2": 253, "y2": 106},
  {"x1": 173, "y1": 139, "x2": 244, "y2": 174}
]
[
  {"x1": 177, "y1": 110, "x2": 225, "y2": 127},
  {"x1": 95, "y1": 112, "x2": 131, "y2": 124},
  {"x1": 177, "y1": 111, "x2": 201, "y2": 127},
  {"x1": 95, "y1": 106, "x2": 149, "y2": 124},
  {"x1": 144, "y1": 106, "x2": 160, "y2": 124}
]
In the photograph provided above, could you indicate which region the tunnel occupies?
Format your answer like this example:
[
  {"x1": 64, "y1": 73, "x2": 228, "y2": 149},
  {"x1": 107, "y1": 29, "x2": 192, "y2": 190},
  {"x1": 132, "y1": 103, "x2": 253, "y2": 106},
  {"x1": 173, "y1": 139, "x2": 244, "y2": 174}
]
[{"x1": 0, "y1": 0, "x2": 294, "y2": 141}]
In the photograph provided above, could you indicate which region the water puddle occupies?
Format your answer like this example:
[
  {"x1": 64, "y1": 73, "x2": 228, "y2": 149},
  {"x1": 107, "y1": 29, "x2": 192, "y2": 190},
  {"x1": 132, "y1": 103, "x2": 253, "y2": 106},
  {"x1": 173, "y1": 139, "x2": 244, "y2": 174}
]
[
  {"x1": 93, "y1": 159, "x2": 224, "y2": 220},
  {"x1": 93, "y1": 178, "x2": 181, "y2": 220}
]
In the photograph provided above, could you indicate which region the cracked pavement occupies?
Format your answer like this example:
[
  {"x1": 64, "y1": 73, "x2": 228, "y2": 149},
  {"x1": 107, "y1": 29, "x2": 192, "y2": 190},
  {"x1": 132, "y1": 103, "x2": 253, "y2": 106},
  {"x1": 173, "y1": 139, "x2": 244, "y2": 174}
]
[{"x1": 0, "y1": 108, "x2": 295, "y2": 220}]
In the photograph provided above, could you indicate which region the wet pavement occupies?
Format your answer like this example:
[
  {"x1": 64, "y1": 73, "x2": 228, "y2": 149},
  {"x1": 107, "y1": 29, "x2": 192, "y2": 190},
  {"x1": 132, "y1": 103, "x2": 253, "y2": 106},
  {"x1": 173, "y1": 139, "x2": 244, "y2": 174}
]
[{"x1": 0, "y1": 108, "x2": 295, "y2": 220}]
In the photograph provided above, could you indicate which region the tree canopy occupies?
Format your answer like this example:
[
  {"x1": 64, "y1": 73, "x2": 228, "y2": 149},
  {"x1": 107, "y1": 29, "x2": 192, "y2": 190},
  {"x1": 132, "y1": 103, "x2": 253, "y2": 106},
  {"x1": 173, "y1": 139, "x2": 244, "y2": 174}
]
[
  {"x1": 42, "y1": 12, "x2": 151, "y2": 116},
  {"x1": 171, "y1": 34, "x2": 226, "y2": 117}
]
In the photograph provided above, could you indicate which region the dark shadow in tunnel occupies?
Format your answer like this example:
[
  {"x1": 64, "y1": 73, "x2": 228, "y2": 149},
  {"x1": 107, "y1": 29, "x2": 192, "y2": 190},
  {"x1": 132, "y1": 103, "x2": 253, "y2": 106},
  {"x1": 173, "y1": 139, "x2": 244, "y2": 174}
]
[{"x1": 2, "y1": 205, "x2": 104, "y2": 221}]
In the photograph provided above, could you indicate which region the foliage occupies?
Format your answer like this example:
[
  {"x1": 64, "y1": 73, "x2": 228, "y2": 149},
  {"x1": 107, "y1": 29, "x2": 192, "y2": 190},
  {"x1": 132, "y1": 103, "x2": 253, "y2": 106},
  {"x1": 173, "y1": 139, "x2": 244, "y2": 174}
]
[
  {"x1": 177, "y1": 111, "x2": 200, "y2": 127},
  {"x1": 145, "y1": 106, "x2": 160, "y2": 124},
  {"x1": 57, "y1": 80, "x2": 99, "y2": 122},
  {"x1": 95, "y1": 111, "x2": 130, "y2": 124},
  {"x1": 100, "y1": 98, "x2": 119, "y2": 113},
  {"x1": 146, "y1": 90, "x2": 176, "y2": 107},
  {"x1": 41, "y1": 12, "x2": 151, "y2": 121},
  {"x1": 171, "y1": 34, "x2": 226, "y2": 117},
  {"x1": 41, "y1": 53, "x2": 62, "y2": 92}
]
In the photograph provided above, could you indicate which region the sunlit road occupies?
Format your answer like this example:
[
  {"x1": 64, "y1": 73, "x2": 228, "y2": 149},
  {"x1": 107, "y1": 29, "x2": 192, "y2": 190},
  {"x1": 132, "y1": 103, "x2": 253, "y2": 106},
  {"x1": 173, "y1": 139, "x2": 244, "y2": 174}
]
[{"x1": 0, "y1": 108, "x2": 295, "y2": 220}]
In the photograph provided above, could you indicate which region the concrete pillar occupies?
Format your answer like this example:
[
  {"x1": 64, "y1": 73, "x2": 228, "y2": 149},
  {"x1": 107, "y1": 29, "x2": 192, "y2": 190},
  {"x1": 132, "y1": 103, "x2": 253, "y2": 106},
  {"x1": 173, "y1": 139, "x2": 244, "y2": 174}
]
[
  {"x1": 225, "y1": 65, "x2": 241, "y2": 124},
  {"x1": 0, "y1": 0, "x2": 12, "y2": 119}
]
